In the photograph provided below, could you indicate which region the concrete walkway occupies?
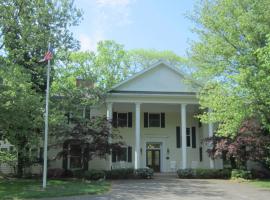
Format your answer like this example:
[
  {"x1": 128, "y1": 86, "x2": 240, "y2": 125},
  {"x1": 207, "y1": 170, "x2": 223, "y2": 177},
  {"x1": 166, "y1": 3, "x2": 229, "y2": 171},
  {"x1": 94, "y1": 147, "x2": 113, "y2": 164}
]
[{"x1": 46, "y1": 175, "x2": 270, "y2": 200}]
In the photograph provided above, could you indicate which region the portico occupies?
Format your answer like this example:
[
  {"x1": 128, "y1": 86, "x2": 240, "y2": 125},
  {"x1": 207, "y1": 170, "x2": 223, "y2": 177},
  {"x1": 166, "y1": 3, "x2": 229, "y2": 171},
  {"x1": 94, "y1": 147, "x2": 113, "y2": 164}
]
[{"x1": 102, "y1": 61, "x2": 221, "y2": 172}]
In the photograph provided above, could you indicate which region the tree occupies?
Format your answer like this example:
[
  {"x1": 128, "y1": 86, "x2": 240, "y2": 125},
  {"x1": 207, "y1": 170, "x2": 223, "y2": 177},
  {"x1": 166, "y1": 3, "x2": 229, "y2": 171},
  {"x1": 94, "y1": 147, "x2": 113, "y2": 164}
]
[
  {"x1": 128, "y1": 49, "x2": 188, "y2": 73},
  {"x1": 0, "y1": 0, "x2": 82, "y2": 177},
  {"x1": 189, "y1": 0, "x2": 270, "y2": 137},
  {"x1": 205, "y1": 118, "x2": 270, "y2": 169},
  {"x1": 0, "y1": 0, "x2": 82, "y2": 92}
]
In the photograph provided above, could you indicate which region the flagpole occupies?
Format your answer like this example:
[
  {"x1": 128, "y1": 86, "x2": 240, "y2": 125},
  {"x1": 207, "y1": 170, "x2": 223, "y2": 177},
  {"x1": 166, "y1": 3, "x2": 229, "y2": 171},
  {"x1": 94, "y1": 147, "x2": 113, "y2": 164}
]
[{"x1": 42, "y1": 42, "x2": 51, "y2": 189}]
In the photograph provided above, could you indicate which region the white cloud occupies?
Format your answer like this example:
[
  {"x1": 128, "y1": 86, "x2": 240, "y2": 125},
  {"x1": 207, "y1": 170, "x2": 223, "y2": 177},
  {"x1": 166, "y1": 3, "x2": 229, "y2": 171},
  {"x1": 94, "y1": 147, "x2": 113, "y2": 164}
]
[
  {"x1": 79, "y1": 31, "x2": 104, "y2": 51},
  {"x1": 76, "y1": 0, "x2": 136, "y2": 51}
]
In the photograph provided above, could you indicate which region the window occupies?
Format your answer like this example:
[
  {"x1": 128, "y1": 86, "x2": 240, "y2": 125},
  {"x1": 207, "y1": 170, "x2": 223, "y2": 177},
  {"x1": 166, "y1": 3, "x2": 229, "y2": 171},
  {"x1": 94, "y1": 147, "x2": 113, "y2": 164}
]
[
  {"x1": 69, "y1": 144, "x2": 82, "y2": 169},
  {"x1": 149, "y1": 113, "x2": 160, "y2": 127},
  {"x1": 144, "y1": 112, "x2": 165, "y2": 128},
  {"x1": 176, "y1": 126, "x2": 196, "y2": 148},
  {"x1": 118, "y1": 113, "x2": 128, "y2": 127},
  {"x1": 112, "y1": 146, "x2": 132, "y2": 162},
  {"x1": 113, "y1": 112, "x2": 132, "y2": 128}
]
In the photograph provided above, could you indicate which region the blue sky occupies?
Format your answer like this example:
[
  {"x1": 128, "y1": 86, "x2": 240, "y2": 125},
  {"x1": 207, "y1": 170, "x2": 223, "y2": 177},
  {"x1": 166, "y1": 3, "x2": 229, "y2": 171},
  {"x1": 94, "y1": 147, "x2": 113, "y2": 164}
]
[{"x1": 72, "y1": 0, "x2": 197, "y2": 57}]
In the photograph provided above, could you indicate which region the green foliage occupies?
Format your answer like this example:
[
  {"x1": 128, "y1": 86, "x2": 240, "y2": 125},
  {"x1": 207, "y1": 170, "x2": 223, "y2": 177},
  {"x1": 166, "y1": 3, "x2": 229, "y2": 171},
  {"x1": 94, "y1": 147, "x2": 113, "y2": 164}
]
[
  {"x1": 135, "y1": 168, "x2": 154, "y2": 179},
  {"x1": 177, "y1": 168, "x2": 231, "y2": 179},
  {"x1": 128, "y1": 49, "x2": 187, "y2": 73},
  {"x1": 0, "y1": 0, "x2": 81, "y2": 176},
  {"x1": 84, "y1": 170, "x2": 105, "y2": 180},
  {"x1": 105, "y1": 168, "x2": 134, "y2": 179},
  {"x1": 0, "y1": 150, "x2": 16, "y2": 165},
  {"x1": 231, "y1": 169, "x2": 252, "y2": 179},
  {"x1": 189, "y1": 0, "x2": 270, "y2": 137}
]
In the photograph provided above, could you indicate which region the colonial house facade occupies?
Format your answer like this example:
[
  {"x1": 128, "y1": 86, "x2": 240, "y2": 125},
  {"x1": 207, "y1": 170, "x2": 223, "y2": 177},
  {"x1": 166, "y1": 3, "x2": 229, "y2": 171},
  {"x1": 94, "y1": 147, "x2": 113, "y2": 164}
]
[{"x1": 0, "y1": 61, "x2": 222, "y2": 174}]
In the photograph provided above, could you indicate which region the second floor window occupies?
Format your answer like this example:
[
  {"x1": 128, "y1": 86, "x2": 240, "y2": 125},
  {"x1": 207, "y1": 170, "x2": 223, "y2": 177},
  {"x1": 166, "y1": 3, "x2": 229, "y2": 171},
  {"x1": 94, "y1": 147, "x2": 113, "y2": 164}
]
[{"x1": 144, "y1": 112, "x2": 165, "y2": 128}]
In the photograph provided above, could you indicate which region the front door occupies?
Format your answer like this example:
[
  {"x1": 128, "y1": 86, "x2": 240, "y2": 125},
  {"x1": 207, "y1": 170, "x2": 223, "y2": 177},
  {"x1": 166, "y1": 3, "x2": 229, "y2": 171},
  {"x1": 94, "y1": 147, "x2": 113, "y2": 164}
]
[{"x1": 146, "y1": 149, "x2": 160, "y2": 172}]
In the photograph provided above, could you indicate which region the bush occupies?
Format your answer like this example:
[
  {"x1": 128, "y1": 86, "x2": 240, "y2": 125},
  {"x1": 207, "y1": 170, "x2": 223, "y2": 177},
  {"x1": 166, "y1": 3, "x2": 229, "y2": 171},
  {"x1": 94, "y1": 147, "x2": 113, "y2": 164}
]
[
  {"x1": 135, "y1": 168, "x2": 154, "y2": 179},
  {"x1": 72, "y1": 169, "x2": 85, "y2": 179},
  {"x1": 84, "y1": 170, "x2": 105, "y2": 180},
  {"x1": 177, "y1": 168, "x2": 231, "y2": 179},
  {"x1": 105, "y1": 168, "x2": 134, "y2": 179},
  {"x1": 231, "y1": 169, "x2": 252, "y2": 179},
  {"x1": 47, "y1": 168, "x2": 66, "y2": 178}
]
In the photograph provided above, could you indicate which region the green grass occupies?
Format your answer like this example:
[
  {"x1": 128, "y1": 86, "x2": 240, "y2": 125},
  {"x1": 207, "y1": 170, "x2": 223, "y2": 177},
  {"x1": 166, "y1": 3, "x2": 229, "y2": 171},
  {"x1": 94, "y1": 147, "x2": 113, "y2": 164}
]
[
  {"x1": 0, "y1": 179, "x2": 110, "y2": 199},
  {"x1": 250, "y1": 180, "x2": 270, "y2": 188}
]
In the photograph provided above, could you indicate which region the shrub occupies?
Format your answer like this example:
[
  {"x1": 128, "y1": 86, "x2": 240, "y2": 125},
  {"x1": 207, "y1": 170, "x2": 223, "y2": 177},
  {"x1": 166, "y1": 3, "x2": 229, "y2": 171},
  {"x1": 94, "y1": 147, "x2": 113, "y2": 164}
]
[
  {"x1": 135, "y1": 168, "x2": 154, "y2": 179},
  {"x1": 47, "y1": 168, "x2": 66, "y2": 178},
  {"x1": 105, "y1": 168, "x2": 134, "y2": 179},
  {"x1": 84, "y1": 170, "x2": 105, "y2": 180},
  {"x1": 72, "y1": 169, "x2": 85, "y2": 179},
  {"x1": 231, "y1": 169, "x2": 252, "y2": 179},
  {"x1": 177, "y1": 168, "x2": 231, "y2": 179}
]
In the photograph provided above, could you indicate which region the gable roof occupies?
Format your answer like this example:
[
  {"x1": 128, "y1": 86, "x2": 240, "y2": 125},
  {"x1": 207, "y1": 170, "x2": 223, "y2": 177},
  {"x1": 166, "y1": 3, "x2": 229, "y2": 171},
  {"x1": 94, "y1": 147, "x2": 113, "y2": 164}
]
[{"x1": 109, "y1": 60, "x2": 202, "y2": 94}]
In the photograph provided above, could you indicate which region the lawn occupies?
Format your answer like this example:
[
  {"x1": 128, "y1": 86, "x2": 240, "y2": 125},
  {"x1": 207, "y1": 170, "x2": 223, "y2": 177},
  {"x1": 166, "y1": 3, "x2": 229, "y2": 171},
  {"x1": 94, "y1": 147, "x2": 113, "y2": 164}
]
[
  {"x1": 250, "y1": 180, "x2": 270, "y2": 188},
  {"x1": 0, "y1": 179, "x2": 110, "y2": 200}
]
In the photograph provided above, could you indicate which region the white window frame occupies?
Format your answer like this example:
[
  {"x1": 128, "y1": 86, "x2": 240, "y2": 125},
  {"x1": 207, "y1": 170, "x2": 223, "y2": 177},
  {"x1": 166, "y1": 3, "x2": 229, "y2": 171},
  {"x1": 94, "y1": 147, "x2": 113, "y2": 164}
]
[
  {"x1": 112, "y1": 146, "x2": 130, "y2": 162},
  {"x1": 67, "y1": 143, "x2": 83, "y2": 170}
]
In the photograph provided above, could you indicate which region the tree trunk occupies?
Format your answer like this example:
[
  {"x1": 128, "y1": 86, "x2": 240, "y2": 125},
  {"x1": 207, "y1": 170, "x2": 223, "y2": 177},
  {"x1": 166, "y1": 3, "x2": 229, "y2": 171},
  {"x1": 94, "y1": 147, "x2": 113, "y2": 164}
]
[{"x1": 17, "y1": 149, "x2": 24, "y2": 177}]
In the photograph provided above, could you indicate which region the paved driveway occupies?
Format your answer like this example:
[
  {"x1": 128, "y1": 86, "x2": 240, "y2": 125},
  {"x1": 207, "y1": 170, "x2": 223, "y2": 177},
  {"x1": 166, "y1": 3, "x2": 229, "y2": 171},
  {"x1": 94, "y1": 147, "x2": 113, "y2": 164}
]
[{"x1": 46, "y1": 176, "x2": 270, "y2": 200}]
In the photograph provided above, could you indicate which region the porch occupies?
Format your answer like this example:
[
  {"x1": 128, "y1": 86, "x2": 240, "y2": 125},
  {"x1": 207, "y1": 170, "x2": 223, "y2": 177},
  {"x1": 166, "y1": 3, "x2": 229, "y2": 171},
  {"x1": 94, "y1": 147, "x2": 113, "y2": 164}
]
[{"x1": 106, "y1": 100, "x2": 217, "y2": 172}]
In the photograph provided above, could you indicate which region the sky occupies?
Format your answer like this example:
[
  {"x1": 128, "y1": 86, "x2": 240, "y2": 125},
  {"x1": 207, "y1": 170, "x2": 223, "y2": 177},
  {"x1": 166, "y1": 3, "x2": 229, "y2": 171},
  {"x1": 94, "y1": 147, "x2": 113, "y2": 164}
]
[{"x1": 72, "y1": 0, "x2": 197, "y2": 57}]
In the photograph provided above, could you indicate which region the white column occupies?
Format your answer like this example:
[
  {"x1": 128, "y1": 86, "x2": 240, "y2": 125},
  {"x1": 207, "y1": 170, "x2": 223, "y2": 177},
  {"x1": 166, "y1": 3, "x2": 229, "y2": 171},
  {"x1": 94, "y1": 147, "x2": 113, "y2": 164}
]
[
  {"x1": 208, "y1": 122, "x2": 215, "y2": 169},
  {"x1": 107, "y1": 102, "x2": 113, "y2": 170},
  {"x1": 181, "y1": 104, "x2": 187, "y2": 169},
  {"x1": 135, "y1": 103, "x2": 141, "y2": 169}
]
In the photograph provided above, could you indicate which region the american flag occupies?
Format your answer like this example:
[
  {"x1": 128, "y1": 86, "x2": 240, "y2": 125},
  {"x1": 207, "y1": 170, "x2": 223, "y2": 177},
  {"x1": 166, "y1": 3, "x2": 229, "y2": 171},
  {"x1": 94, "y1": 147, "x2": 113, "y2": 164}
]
[{"x1": 39, "y1": 48, "x2": 53, "y2": 62}]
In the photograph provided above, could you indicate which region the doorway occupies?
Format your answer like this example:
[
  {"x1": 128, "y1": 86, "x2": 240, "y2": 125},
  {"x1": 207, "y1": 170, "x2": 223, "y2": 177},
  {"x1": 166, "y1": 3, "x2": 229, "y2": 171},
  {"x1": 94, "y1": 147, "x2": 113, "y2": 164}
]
[{"x1": 146, "y1": 143, "x2": 161, "y2": 172}]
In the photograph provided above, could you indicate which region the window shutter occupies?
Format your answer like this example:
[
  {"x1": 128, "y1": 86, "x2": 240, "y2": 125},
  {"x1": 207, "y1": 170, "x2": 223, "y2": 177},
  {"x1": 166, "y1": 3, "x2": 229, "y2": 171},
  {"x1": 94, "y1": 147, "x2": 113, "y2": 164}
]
[
  {"x1": 83, "y1": 143, "x2": 89, "y2": 170},
  {"x1": 161, "y1": 113, "x2": 165, "y2": 128},
  {"x1": 112, "y1": 150, "x2": 116, "y2": 162},
  {"x1": 128, "y1": 146, "x2": 132, "y2": 162},
  {"x1": 128, "y1": 112, "x2": 132, "y2": 128},
  {"x1": 176, "y1": 126, "x2": 180, "y2": 148},
  {"x1": 113, "y1": 112, "x2": 118, "y2": 128},
  {"x1": 192, "y1": 127, "x2": 196, "y2": 148},
  {"x1": 144, "y1": 112, "x2": 149, "y2": 128},
  {"x1": 186, "y1": 128, "x2": 191, "y2": 147}
]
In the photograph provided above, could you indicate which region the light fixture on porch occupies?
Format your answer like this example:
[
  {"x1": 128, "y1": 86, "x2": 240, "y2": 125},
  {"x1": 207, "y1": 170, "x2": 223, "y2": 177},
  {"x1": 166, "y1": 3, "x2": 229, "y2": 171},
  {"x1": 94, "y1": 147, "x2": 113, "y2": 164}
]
[
  {"x1": 167, "y1": 148, "x2": 170, "y2": 154},
  {"x1": 140, "y1": 148, "x2": 142, "y2": 154}
]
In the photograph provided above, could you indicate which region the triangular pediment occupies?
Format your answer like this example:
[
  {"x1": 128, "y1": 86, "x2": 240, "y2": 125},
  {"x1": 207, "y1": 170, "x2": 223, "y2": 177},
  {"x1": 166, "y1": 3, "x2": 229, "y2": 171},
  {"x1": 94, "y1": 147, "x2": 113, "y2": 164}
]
[{"x1": 110, "y1": 61, "x2": 200, "y2": 93}]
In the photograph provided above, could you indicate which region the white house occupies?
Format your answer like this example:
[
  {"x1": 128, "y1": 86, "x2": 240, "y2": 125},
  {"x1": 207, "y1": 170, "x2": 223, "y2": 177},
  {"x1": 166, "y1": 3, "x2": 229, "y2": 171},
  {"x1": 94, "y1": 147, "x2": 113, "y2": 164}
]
[{"x1": 0, "y1": 60, "x2": 223, "y2": 174}]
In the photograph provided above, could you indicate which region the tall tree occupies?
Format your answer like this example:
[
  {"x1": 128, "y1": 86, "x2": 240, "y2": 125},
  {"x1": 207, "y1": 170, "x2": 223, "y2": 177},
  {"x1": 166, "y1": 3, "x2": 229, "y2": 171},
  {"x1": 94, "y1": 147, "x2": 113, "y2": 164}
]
[
  {"x1": 0, "y1": 0, "x2": 81, "y2": 176},
  {"x1": 189, "y1": 0, "x2": 270, "y2": 137}
]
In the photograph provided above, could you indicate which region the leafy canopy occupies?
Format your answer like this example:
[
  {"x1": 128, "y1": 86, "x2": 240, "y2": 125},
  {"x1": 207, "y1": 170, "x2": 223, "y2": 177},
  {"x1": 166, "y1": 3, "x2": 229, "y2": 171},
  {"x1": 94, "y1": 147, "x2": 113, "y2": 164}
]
[{"x1": 189, "y1": 0, "x2": 270, "y2": 137}]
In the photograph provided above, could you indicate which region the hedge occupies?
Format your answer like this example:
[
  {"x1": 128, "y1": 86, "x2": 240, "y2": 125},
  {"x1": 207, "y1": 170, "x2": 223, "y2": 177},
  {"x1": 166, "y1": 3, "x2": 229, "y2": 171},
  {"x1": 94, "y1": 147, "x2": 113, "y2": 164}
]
[{"x1": 177, "y1": 168, "x2": 231, "y2": 179}]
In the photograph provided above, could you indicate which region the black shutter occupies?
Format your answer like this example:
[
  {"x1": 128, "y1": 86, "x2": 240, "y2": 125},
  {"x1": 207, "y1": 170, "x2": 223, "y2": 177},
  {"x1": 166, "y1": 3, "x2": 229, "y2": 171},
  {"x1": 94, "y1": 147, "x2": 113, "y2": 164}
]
[
  {"x1": 192, "y1": 127, "x2": 196, "y2": 148},
  {"x1": 199, "y1": 147, "x2": 203, "y2": 162},
  {"x1": 176, "y1": 126, "x2": 180, "y2": 148},
  {"x1": 186, "y1": 128, "x2": 191, "y2": 147},
  {"x1": 128, "y1": 146, "x2": 132, "y2": 162},
  {"x1": 62, "y1": 142, "x2": 68, "y2": 170},
  {"x1": 112, "y1": 149, "x2": 116, "y2": 162},
  {"x1": 128, "y1": 112, "x2": 132, "y2": 128},
  {"x1": 113, "y1": 112, "x2": 118, "y2": 128},
  {"x1": 144, "y1": 112, "x2": 149, "y2": 128},
  {"x1": 161, "y1": 113, "x2": 165, "y2": 128}
]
